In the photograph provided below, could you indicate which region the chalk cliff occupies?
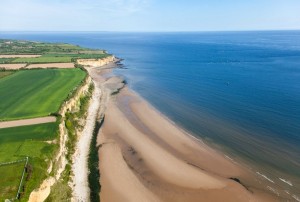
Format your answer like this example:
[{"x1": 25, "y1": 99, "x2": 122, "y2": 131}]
[{"x1": 77, "y1": 56, "x2": 115, "y2": 67}]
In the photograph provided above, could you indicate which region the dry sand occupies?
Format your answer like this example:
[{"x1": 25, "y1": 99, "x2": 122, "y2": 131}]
[
  {"x1": 98, "y1": 87, "x2": 280, "y2": 202},
  {"x1": 26, "y1": 63, "x2": 75, "y2": 69},
  {"x1": 0, "y1": 55, "x2": 41, "y2": 58},
  {"x1": 71, "y1": 60, "x2": 121, "y2": 201},
  {"x1": 0, "y1": 116, "x2": 56, "y2": 129},
  {"x1": 0, "y1": 63, "x2": 27, "y2": 69}
]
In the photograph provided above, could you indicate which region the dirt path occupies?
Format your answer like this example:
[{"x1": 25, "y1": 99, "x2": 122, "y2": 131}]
[
  {"x1": 0, "y1": 63, "x2": 27, "y2": 69},
  {"x1": 0, "y1": 116, "x2": 56, "y2": 129},
  {"x1": 26, "y1": 63, "x2": 74, "y2": 69},
  {"x1": 0, "y1": 55, "x2": 41, "y2": 58}
]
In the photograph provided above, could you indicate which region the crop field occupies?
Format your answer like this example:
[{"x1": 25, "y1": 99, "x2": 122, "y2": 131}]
[
  {"x1": 0, "y1": 68, "x2": 86, "y2": 121},
  {"x1": 0, "y1": 58, "x2": 15, "y2": 63},
  {"x1": 0, "y1": 122, "x2": 58, "y2": 162},
  {"x1": 0, "y1": 40, "x2": 105, "y2": 55},
  {"x1": 0, "y1": 40, "x2": 111, "y2": 65},
  {"x1": 41, "y1": 53, "x2": 111, "y2": 59},
  {"x1": 0, "y1": 123, "x2": 58, "y2": 201},
  {"x1": 0, "y1": 161, "x2": 25, "y2": 200},
  {"x1": 0, "y1": 71, "x2": 14, "y2": 79},
  {"x1": 12, "y1": 56, "x2": 72, "y2": 63}
]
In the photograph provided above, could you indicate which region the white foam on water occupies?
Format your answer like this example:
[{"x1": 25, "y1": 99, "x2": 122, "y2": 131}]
[
  {"x1": 266, "y1": 186, "x2": 279, "y2": 196},
  {"x1": 292, "y1": 194, "x2": 300, "y2": 202},
  {"x1": 225, "y1": 155, "x2": 234, "y2": 161},
  {"x1": 256, "y1": 172, "x2": 275, "y2": 183},
  {"x1": 279, "y1": 178, "x2": 293, "y2": 186}
]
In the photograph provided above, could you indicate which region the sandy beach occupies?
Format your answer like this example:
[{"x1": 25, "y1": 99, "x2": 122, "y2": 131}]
[{"x1": 97, "y1": 86, "x2": 280, "y2": 202}]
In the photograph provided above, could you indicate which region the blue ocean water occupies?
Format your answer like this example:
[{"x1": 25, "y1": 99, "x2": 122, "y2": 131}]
[{"x1": 1, "y1": 31, "x2": 300, "y2": 197}]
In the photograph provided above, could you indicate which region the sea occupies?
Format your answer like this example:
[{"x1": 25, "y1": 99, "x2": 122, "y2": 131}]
[{"x1": 1, "y1": 31, "x2": 299, "y2": 199}]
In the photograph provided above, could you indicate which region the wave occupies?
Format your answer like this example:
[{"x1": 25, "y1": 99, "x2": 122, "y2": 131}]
[
  {"x1": 279, "y1": 178, "x2": 293, "y2": 186},
  {"x1": 266, "y1": 186, "x2": 279, "y2": 196},
  {"x1": 256, "y1": 172, "x2": 274, "y2": 183},
  {"x1": 292, "y1": 194, "x2": 300, "y2": 202}
]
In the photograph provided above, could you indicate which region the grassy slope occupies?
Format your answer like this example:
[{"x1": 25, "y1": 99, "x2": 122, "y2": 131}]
[
  {"x1": 0, "y1": 69, "x2": 86, "y2": 121},
  {"x1": 0, "y1": 123, "x2": 58, "y2": 201}
]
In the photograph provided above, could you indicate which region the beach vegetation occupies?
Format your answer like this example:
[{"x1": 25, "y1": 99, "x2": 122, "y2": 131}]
[
  {"x1": 88, "y1": 118, "x2": 103, "y2": 202},
  {"x1": 46, "y1": 83, "x2": 94, "y2": 201}
]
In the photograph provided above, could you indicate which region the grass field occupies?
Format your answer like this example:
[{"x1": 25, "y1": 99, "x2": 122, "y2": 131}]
[
  {"x1": 12, "y1": 56, "x2": 72, "y2": 63},
  {"x1": 0, "y1": 68, "x2": 86, "y2": 121},
  {"x1": 0, "y1": 161, "x2": 25, "y2": 200},
  {"x1": 0, "y1": 71, "x2": 14, "y2": 79},
  {"x1": 0, "y1": 40, "x2": 105, "y2": 55},
  {"x1": 0, "y1": 58, "x2": 16, "y2": 63},
  {"x1": 12, "y1": 54, "x2": 110, "y2": 64},
  {"x1": 41, "y1": 53, "x2": 111, "y2": 59},
  {"x1": 0, "y1": 122, "x2": 58, "y2": 162},
  {"x1": 0, "y1": 123, "x2": 59, "y2": 201}
]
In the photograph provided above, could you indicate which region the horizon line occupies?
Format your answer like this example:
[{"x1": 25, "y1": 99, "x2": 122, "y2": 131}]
[{"x1": 0, "y1": 29, "x2": 300, "y2": 33}]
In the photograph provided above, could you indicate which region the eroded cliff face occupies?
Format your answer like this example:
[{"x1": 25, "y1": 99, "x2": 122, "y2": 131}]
[
  {"x1": 59, "y1": 76, "x2": 92, "y2": 116},
  {"x1": 29, "y1": 76, "x2": 93, "y2": 202},
  {"x1": 77, "y1": 56, "x2": 115, "y2": 67}
]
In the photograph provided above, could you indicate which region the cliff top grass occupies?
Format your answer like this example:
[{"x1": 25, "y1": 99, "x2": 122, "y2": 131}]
[
  {"x1": 0, "y1": 122, "x2": 59, "y2": 201},
  {"x1": 0, "y1": 39, "x2": 105, "y2": 201},
  {"x1": 0, "y1": 68, "x2": 86, "y2": 121},
  {"x1": 0, "y1": 39, "x2": 111, "y2": 64}
]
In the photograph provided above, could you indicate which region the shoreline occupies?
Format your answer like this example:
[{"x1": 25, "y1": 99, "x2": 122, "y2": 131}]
[
  {"x1": 71, "y1": 58, "x2": 124, "y2": 201},
  {"x1": 97, "y1": 82, "x2": 282, "y2": 201},
  {"x1": 107, "y1": 79, "x2": 300, "y2": 201}
]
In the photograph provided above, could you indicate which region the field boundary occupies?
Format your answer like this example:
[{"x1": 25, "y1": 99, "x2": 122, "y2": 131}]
[
  {"x1": 0, "y1": 116, "x2": 56, "y2": 129},
  {"x1": 0, "y1": 157, "x2": 29, "y2": 201},
  {"x1": 16, "y1": 157, "x2": 29, "y2": 200},
  {"x1": 0, "y1": 158, "x2": 27, "y2": 167}
]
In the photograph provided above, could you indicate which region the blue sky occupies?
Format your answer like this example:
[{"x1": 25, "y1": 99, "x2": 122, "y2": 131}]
[{"x1": 0, "y1": 0, "x2": 300, "y2": 31}]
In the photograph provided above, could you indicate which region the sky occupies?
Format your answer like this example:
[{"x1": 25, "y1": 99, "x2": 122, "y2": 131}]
[{"x1": 0, "y1": 0, "x2": 300, "y2": 31}]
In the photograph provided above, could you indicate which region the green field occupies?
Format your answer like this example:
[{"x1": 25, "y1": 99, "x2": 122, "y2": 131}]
[
  {"x1": 0, "y1": 123, "x2": 59, "y2": 201},
  {"x1": 0, "y1": 71, "x2": 14, "y2": 79},
  {"x1": 0, "y1": 58, "x2": 16, "y2": 63},
  {"x1": 0, "y1": 162, "x2": 25, "y2": 200},
  {"x1": 12, "y1": 56, "x2": 73, "y2": 63},
  {"x1": 0, "y1": 123, "x2": 58, "y2": 162},
  {"x1": 0, "y1": 39, "x2": 104, "y2": 201},
  {"x1": 0, "y1": 40, "x2": 105, "y2": 55},
  {"x1": 0, "y1": 68, "x2": 86, "y2": 121},
  {"x1": 11, "y1": 54, "x2": 110, "y2": 64},
  {"x1": 41, "y1": 53, "x2": 111, "y2": 59},
  {"x1": 0, "y1": 40, "x2": 110, "y2": 64}
]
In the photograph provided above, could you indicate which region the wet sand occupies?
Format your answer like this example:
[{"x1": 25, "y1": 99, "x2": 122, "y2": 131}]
[{"x1": 98, "y1": 87, "x2": 280, "y2": 202}]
